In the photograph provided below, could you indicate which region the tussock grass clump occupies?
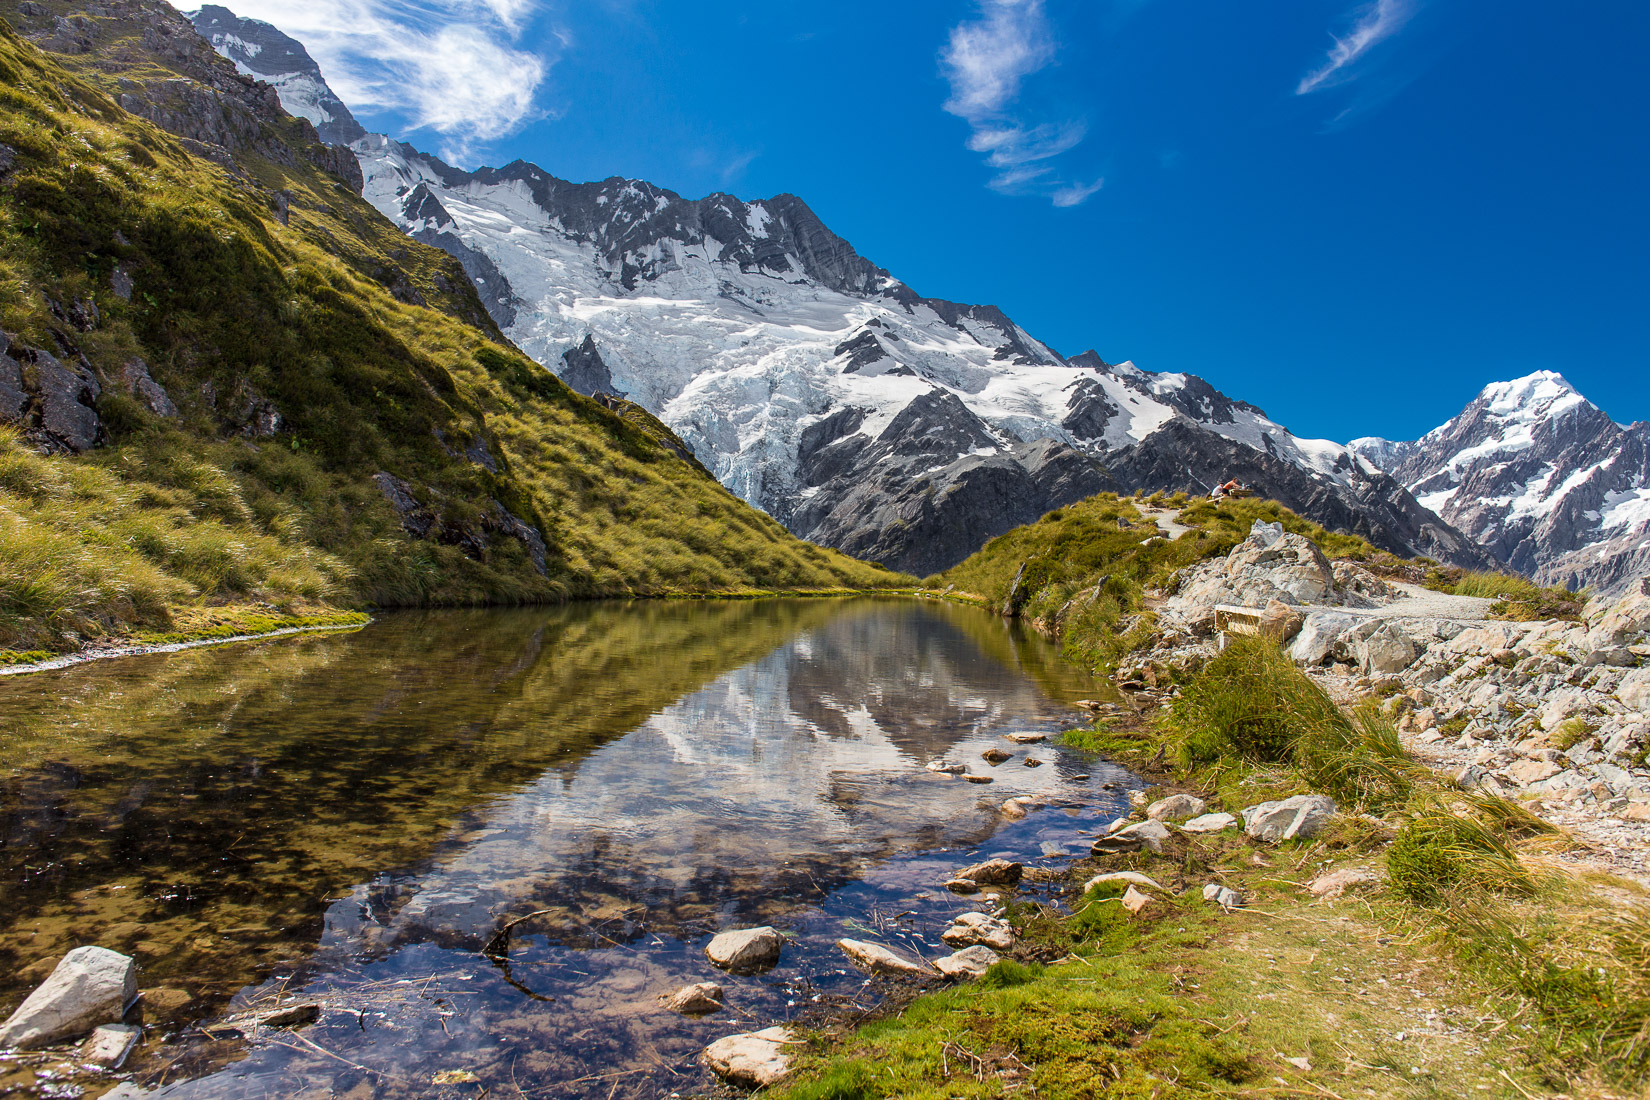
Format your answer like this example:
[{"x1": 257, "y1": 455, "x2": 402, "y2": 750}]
[
  {"x1": 1387, "y1": 805, "x2": 1530, "y2": 906},
  {"x1": 1163, "y1": 636, "x2": 1411, "y2": 809},
  {"x1": 1440, "y1": 570, "x2": 1585, "y2": 621}
]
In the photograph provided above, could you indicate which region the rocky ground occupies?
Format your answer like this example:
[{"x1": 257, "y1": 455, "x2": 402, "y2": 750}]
[{"x1": 1128, "y1": 520, "x2": 1650, "y2": 882}]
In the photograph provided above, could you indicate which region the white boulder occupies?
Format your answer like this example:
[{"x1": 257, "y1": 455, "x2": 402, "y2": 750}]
[
  {"x1": 836, "y1": 939, "x2": 934, "y2": 980},
  {"x1": 941, "y1": 912, "x2": 1016, "y2": 952},
  {"x1": 1090, "y1": 819, "x2": 1172, "y2": 855},
  {"x1": 1180, "y1": 812, "x2": 1239, "y2": 834},
  {"x1": 933, "y1": 945, "x2": 1000, "y2": 980},
  {"x1": 1145, "y1": 794, "x2": 1206, "y2": 821}
]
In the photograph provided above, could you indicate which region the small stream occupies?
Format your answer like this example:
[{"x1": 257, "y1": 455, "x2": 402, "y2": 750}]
[{"x1": 0, "y1": 598, "x2": 1134, "y2": 1099}]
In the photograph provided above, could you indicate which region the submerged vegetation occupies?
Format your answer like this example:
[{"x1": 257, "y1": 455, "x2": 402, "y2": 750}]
[{"x1": 0, "y1": 18, "x2": 900, "y2": 658}]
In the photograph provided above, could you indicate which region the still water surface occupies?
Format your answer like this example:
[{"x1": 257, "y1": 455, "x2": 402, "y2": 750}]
[{"x1": 0, "y1": 598, "x2": 1130, "y2": 1098}]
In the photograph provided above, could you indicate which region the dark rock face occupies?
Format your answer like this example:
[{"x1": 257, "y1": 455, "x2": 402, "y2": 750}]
[
  {"x1": 118, "y1": 358, "x2": 178, "y2": 419},
  {"x1": 371, "y1": 471, "x2": 550, "y2": 576},
  {"x1": 1, "y1": 334, "x2": 106, "y2": 454},
  {"x1": 411, "y1": 228, "x2": 519, "y2": 328},
  {"x1": 558, "y1": 335, "x2": 620, "y2": 397},
  {"x1": 0, "y1": 0, "x2": 365, "y2": 194},
  {"x1": 792, "y1": 391, "x2": 1115, "y2": 576},
  {"x1": 188, "y1": 4, "x2": 367, "y2": 146},
  {"x1": 1350, "y1": 374, "x2": 1650, "y2": 594}
]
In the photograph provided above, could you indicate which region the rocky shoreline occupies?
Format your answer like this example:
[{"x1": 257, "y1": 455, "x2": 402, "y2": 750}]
[{"x1": 1124, "y1": 520, "x2": 1650, "y2": 881}]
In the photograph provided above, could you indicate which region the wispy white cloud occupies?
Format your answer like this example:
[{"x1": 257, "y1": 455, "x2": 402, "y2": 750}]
[
  {"x1": 940, "y1": 0, "x2": 1099, "y2": 208},
  {"x1": 1296, "y1": 0, "x2": 1414, "y2": 95},
  {"x1": 179, "y1": 0, "x2": 554, "y2": 162},
  {"x1": 1052, "y1": 178, "x2": 1104, "y2": 207}
]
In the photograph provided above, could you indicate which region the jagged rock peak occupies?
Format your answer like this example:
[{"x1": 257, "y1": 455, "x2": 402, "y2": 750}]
[
  {"x1": 1350, "y1": 371, "x2": 1649, "y2": 595},
  {"x1": 187, "y1": 5, "x2": 366, "y2": 145}
]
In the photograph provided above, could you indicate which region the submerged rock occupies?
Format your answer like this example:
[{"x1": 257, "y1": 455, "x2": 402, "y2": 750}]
[
  {"x1": 950, "y1": 858, "x2": 1022, "y2": 886},
  {"x1": 705, "y1": 927, "x2": 784, "y2": 972},
  {"x1": 83, "y1": 1023, "x2": 140, "y2": 1069},
  {"x1": 0, "y1": 946, "x2": 136, "y2": 1049},
  {"x1": 702, "y1": 1026, "x2": 796, "y2": 1088},
  {"x1": 662, "y1": 982, "x2": 725, "y2": 1015}
]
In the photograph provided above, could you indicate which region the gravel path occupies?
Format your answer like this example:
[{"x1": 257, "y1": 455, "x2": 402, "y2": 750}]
[
  {"x1": 1295, "y1": 582, "x2": 1499, "y2": 623},
  {"x1": 1137, "y1": 506, "x2": 1194, "y2": 541}
]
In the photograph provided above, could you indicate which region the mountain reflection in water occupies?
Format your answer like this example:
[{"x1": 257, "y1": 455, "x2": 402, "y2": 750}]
[{"x1": 0, "y1": 598, "x2": 1129, "y2": 1099}]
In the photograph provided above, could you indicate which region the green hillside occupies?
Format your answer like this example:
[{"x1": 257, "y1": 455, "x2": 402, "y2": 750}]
[
  {"x1": 931, "y1": 491, "x2": 1389, "y2": 671},
  {"x1": 0, "y1": 12, "x2": 898, "y2": 659}
]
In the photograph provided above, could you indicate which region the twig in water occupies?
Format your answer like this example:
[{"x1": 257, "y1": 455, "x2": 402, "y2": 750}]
[{"x1": 482, "y1": 909, "x2": 558, "y2": 959}]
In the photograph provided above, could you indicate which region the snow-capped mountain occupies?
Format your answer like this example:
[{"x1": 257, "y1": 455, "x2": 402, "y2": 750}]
[
  {"x1": 193, "y1": 8, "x2": 1486, "y2": 575},
  {"x1": 1350, "y1": 372, "x2": 1650, "y2": 595},
  {"x1": 188, "y1": 5, "x2": 365, "y2": 147}
]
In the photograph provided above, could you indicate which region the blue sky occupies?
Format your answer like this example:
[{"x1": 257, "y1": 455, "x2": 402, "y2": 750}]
[{"x1": 206, "y1": 0, "x2": 1647, "y2": 443}]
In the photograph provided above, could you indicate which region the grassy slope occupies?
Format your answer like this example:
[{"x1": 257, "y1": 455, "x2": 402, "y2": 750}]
[
  {"x1": 0, "y1": 18, "x2": 899, "y2": 656},
  {"x1": 930, "y1": 491, "x2": 1389, "y2": 673}
]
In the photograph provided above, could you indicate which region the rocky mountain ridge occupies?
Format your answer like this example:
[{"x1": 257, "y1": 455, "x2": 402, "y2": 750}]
[
  {"x1": 188, "y1": 7, "x2": 1567, "y2": 579},
  {"x1": 1351, "y1": 372, "x2": 1650, "y2": 596}
]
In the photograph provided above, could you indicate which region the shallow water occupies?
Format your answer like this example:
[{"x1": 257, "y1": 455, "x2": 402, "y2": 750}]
[{"x1": 0, "y1": 597, "x2": 1132, "y2": 1098}]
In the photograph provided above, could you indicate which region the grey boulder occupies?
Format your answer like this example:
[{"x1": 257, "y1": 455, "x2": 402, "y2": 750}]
[
  {"x1": 933, "y1": 945, "x2": 1000, "y2": 980},
  {"x1": 1241, "y1": 795, "x2": 1337, "y2": 843},
  {"x1": 705, "y1": 927, "x2": 784, "y2": 972},
  {"x1": 0, "y1": 946, "x2": 137, "y2": 1049}
]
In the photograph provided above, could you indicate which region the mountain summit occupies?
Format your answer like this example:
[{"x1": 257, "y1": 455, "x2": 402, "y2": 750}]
[
  {"x1": 187, "y1": 4, "x2": 365, "y2": 146},
  {"x1": 1350, "y1": 372, "x2": 1650, "y2": 594}
]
